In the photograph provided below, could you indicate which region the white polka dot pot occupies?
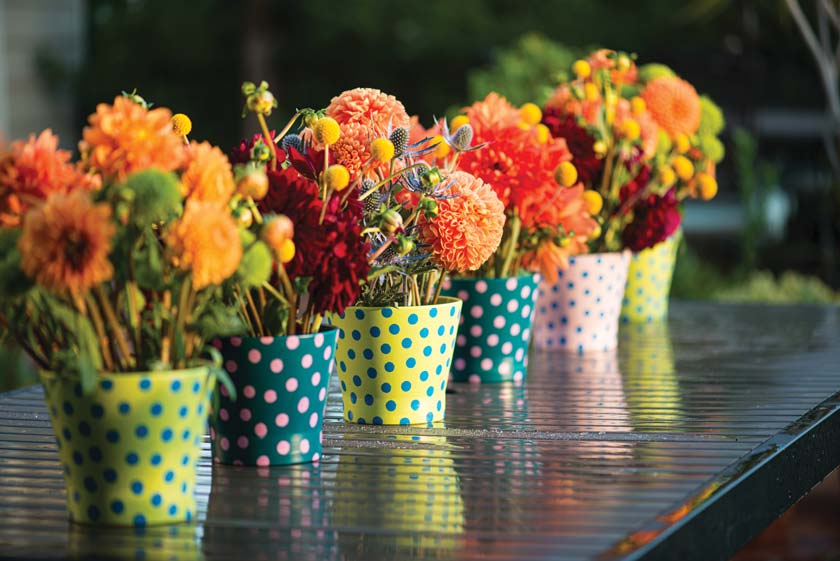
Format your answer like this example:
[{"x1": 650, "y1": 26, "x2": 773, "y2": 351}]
[
  {"x1": 334, "y1": 434, "x2": 463, "y2": 553},
  {"x1": 332, "y1": 297, "x2": 462, "y2": 425},
  {"x1": 532, "y1": 251, "x2": 631, "y2": 353},
  {"x1": 441, "y1": 275, "x2": 540, "y2": 384},
  {"x1": 209, "y1": 328, "x2": 337, "y2": 466},
  {"x1": 39, "y1": 368, "x2": 215, "y2": 526},
  {"x1": 621, "y1": 232, "x2": 681, "y2": 323}
]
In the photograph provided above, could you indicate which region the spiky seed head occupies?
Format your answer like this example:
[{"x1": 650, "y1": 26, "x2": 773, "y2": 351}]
[
  {"x1": 389, "y1": 127, "x2": 409, "y2": 158},
  {"x1": 280, "y1": 134, "x2": 304, "y2": 154},
  {"x1": 451, "y1": 124, "x2": 474, "y2": 151}
]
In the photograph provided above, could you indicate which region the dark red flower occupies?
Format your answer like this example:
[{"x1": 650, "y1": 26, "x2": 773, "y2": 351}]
[
  {"x1": 541, "y1": 108, "x2": 603, "y2": 186},
  {"x1": 259, "y1": 167, "x2": 369, "y2": 316},
  {"x1": 621, "y1": 188, "x2": 682, "y2": 251}
]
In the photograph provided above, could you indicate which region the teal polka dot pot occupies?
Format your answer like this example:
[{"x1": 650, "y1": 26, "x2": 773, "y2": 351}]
[
  {"x1": 39, "y1": 367, "x2": 215, "y2": 526},
  {"x1": 441, "y1": 275, "x2": 540, "y2": 384},
  {"x1": 332, "y1": 297, "x2": 462, "y2": 425},
  {"x1": 209, "y1": 328, "x2": 337, "y2": 466},
  {"x1": 533, "y1": 251, "x2": 631, "y2": 353}
]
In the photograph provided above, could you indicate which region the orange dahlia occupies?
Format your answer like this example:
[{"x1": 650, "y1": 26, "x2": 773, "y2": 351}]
[
  {"x1": 18, "y1": 191, "x2": 115, "y2": 294},
  {"x1": 641, "y1": 77, "x2": 701, "y2": 138},
  {"x1": 0, "y1": 130, "x2": 99, "y2": 227},
  {"x1": 180, "y1": 141, "x2": 236, "y2": 205},
  {"x1": 165, "y1": 201, "x2": 242, "y2": 290},
  {"x1": 420, "y1": 171, "x2": 505, "y2": 273},
  {"x1": 326, "y1": 88, "x2": 410, "y2": 131},
  {"x1": 80, "y1": 96, "x2": 184, "y2": 181},
  {"x1": 463, "y1": 93, "x2": 520, "y2": 137}
]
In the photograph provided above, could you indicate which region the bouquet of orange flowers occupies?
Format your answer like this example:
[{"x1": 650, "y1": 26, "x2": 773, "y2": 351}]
[
  {"x1": 0, "y1": 92, "x2": 244, "y2": 392},
  {"x1": 541, "y1": 49, "x2": 724, "y2": 253},
  {"x1": 416, "y1": 93, "x2": 597, "y2": 283}
]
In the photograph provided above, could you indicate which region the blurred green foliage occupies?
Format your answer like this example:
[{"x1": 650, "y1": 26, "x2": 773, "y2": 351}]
[
  {"x1": 713, "y1": 271, "x2": 840, "y2": 304},
  {"x1": 465, "y1": 33, "x2": 582, "y2": 107}
]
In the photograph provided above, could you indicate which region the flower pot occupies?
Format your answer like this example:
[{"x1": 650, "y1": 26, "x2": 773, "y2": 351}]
[
  {"x1": 532, "y1": 251, "x2": 631, "y2": 353},
  {"x1": 39, "y1": 367, "x2": 215, "y2": 526},
  {"x1": 441, "y1": 275, "x2": 539, "y2": 384},
  {"x1": 332, "y1": 297, "x2": 462, "y2": 425},
  {"x1": 621, "y1": 232, "x2": 681, "y2": 323},
  {"x1": 209, "y1": 328, "x2": 337, "y2": 466}
]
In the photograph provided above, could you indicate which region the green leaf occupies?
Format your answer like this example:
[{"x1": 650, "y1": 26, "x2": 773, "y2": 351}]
[{"x1": 203, "y1": 345, "x2": 237, "y2": 402}]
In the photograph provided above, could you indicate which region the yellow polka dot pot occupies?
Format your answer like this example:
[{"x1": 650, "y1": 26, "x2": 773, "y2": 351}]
[
  {"x1": 621, "y1": 232, "x2": 681, "y2": 323},
  {"x1": 39, "y1": 368, "x2": 215, "y2": 526},
  {"x1": 209, "y1": 328, "x2": 337, "y2": 466},
  {"x1": 441, "y1": 274, "x2": 540, "y2": 384},
  {"x1": 332, "y1": 297, "x2": 462, "y2": 425},
  {"x1": 533, "y1": 251, "x2": 631, "y2": 353}
]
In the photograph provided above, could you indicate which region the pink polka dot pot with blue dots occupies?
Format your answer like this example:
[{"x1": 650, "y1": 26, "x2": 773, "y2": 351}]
[
  {"x1": 533, "y1": 251, "x2": 631, "y2": 353},
  {"x1": 332, "y1": 297, "x2": 462, "y2": 425},
  {"x1": 209, "y1": 328, "x2": 337, "y2": 466},
  {"x1": 39, "y1": 367, "x2": 216, "y2": 526},
  {"x1": 441, "y1": 274, "x2": 540, "y2": 384}
]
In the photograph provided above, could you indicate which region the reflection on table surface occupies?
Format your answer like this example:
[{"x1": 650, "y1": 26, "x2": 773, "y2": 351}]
[{"x1": 2, "y1": 302, "x2": 840, "y2": 560}]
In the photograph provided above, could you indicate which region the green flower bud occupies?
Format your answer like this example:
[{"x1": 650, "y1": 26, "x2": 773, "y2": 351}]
[{"x1": 380, "y1": 209, "x2": 404, "y2": 236}]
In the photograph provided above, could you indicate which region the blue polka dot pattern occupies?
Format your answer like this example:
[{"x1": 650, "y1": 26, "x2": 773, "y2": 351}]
[
  {"x1": 39, "y1": 367, "x2": 213, "y2": 526},
  {"x1": 333, "y1": 297, "x2": 462, "y2": 425},
  {"x1": 533, "y1": 251, "x2": 631, "y2": 353},
  {"x1": 333, "y1": 434, "x2": 464, "y2": 548},
  {"x1": 210, "y1": 328, "x2": 337, "y2": 466},
  {"x1": 441, "y1": 275, "x2": 539, "y2": 384},
  {"x1": 621, "y1": 232, "x2": 680, "y2": 323}
]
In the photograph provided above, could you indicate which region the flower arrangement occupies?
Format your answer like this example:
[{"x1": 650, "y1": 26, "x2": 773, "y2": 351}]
[
  {"x1": 541, "y1": 49, "x2": 725, "y2": 254},
  {"x1": 0, "y1": 92, "x2": 248, "y2": 392},
  {"x1": 223, "y1": 81, "x2": 369, "y2": 338},
  {"x1": 416, "y1": 93, "x2": 597, "y2": 284},
  {"x1": 266, "y1": 86, "x2": 506, "y2": 309}
]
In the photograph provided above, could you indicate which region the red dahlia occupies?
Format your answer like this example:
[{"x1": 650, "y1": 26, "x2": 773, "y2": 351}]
[{"x1": 541, "y1": 108, "x2": 603, "y2": 186}]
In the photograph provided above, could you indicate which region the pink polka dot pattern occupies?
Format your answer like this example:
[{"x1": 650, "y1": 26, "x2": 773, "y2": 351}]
[
  {"x1": 441, "y1": 275, "x2": 540, "y2": 383},
  {"x1": 533, "y1": 251, "x2": 631, "y2": 353},
  {"x1": 210, "y1": 328, "x2": 338, "y2": 465}
]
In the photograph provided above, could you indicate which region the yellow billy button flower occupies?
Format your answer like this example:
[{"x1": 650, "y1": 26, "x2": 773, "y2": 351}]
[
  {"x1": 582, "y1": 190, "x2": 604, "y2": 215},
  {"x1": 520, "y1": 102, "x2": 542, "y2": 126},
  {"x1": 674, "y1": 133, "x2": 691, "y2": 154},
  {"x1": 171, "y1": 113, "x2": 192, "y2": 137},
  {"x1": 370, "y1": 138, "x2": 395, "y2": 163},
  {"x1": 450, "y1": 115, "x2": 469, "y2": 131},
  {"x1": 620, "y1": 119, "x2": 641, "y2": 141},
  {"x1": 324, "y1": 164, "x2": 350, "y2": 191},
  {"x1": 584, "y1": 83, "x2": 599, "y2": 102},
  {"x1": 658, "y1": 165, "x2": 677, "y2": 188},
  {"x1": 572, "y1": 59, "x2": 591, "y2": 79},
  {"x1": 697, "y1": 172, "x2": 718, "y2": 200},
  {"x1": 536, "y1": 123, "x2": 550, "y2": 144},
  {"x1": 589, "y1": 223, "x2": 602, "y2": 240},
  {"x1": 593, "y1": 140, "x2": 607, "y2": 158},
  {"x1": 554, "y1": 161, "x2": 579, "y2": 187},
  {"x1": 672, "y1": 155, "x2": 694, "y2": 181},
  {"x1": 431, "y1": 135, "x2": 451, "y2": 159},
  {"x1": 313, "y1": 117, "x2": 341, "y2": 146},
  {"x1": 278, "y1": 239, "x2": 296, "y2": 264},
  {"x1": 630, "y1": 97, "x2": 646, "y2": 116}
]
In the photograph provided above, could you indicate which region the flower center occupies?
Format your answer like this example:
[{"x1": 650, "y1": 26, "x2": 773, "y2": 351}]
[{"x1": 64, "y1": 231, "x2": 91, "y2": 271}]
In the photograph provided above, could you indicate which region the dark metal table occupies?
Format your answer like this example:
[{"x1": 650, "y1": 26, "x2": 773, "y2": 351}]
[{"x1": 2, "y1": 301, "x2": 840, "y2": 561}]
